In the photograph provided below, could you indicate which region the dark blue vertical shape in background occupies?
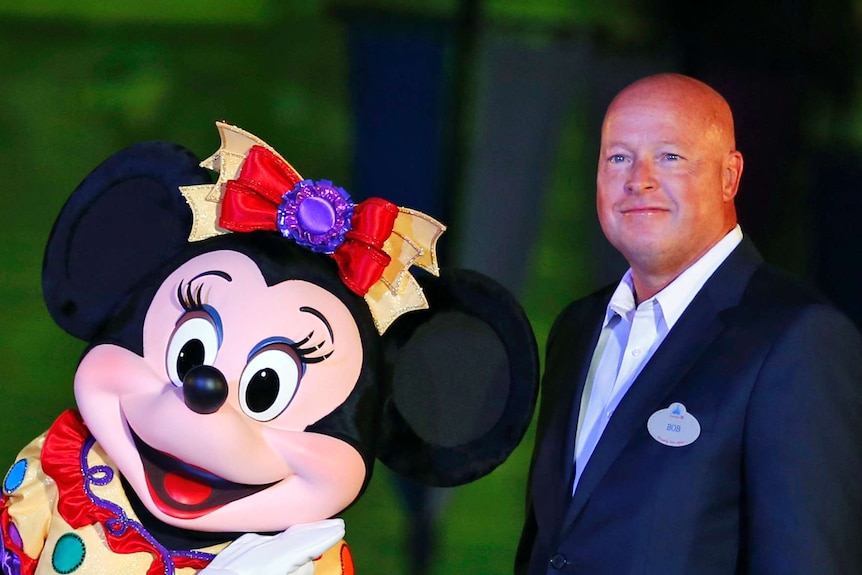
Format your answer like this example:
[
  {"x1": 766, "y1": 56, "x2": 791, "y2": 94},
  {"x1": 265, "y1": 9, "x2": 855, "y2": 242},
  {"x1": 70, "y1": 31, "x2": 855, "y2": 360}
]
[
  {"x1": 345, "y1": 13, "x2": 453, "y2": 228},
  {"x1": 813, "y1": 152, "x2": 862, "y2": 328},
  {"x1": 343, "y1": 13, "x2": 457, "y2": 575}
]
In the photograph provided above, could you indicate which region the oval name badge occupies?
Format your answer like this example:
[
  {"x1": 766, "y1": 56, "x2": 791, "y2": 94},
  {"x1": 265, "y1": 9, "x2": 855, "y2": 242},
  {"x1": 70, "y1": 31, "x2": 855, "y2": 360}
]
[{"x1": 647, "y1": 402, "x2": 701, "y2": 447}]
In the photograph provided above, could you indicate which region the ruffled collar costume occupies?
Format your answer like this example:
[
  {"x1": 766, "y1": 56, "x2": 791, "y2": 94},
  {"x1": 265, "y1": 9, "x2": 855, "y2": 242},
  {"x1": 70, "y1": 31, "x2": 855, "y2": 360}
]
[
  {"x1": 2, "y1": 410, "x2": 221, "y2": 575},
  {"x1": 1, "y1": 411, "x2": 352, "y2": 575}
]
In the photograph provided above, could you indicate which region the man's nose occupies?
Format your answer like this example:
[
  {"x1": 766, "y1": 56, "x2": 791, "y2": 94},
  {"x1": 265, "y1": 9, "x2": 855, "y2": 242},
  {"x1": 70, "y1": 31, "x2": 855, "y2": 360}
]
[{"x1": 625, "y1": 159, "x2": 657, "y2": 194}]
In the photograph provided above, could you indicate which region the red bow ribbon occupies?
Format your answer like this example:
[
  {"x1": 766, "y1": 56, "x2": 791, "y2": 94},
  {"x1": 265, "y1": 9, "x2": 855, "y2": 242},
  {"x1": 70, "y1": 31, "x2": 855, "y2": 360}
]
[{"x1": 218, "y1": 145, "x2": 397, "y2": 296}]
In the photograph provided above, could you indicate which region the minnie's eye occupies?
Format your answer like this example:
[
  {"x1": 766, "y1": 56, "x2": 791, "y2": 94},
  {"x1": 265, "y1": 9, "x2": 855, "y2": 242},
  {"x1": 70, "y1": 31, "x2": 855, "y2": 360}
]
[
  {"x1": 238, "y1": 347, "x2": 302, "y2": 422},
  {"x1": 166, "y1": 315, "x2": 220, "y2": 386}
]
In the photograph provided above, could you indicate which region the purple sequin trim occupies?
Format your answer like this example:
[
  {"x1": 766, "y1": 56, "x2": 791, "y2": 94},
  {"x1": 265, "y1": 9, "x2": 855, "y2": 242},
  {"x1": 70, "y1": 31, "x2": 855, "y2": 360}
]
[
  {"x1": 6, "y1": 525, "x2": 21, "y2": 552},
  {"x1": 79, "y1": 438, "x2": 216, "y2": 574},
  {"x1": 276, "y1": 179, "x2": 354, "y2": 254},
  {"x1": 0, "y1": 524, "x2": 22, "y2": 575}
]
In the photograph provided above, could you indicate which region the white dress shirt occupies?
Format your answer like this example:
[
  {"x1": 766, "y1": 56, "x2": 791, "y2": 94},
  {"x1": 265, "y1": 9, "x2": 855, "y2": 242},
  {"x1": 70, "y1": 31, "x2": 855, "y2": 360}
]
[{"x1": 572, "y1": 225, "x2": 743, "y2": 492}]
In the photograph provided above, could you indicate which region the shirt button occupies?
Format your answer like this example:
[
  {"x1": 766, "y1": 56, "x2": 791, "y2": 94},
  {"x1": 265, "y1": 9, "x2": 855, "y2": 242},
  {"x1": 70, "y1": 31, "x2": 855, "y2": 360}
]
[
  {"x1": 631, "y1": 347, "x2": 642, "y2": 357},
  {"x1": 549, "y1": 553, "x2": 568, "y2": 569}
]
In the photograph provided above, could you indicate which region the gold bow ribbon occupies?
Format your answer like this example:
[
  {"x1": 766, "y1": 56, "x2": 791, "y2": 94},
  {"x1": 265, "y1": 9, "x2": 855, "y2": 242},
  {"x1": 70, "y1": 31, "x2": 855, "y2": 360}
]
[{"x1": 179, "y1": 122, "x2": 445, "y2": 334}]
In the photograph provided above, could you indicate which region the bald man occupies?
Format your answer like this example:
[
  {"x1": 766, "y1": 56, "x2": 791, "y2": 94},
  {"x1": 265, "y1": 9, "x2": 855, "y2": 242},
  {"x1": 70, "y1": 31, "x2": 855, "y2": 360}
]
[{"x1": 516, "y1": 74, "x2": 862, "y2": 575}]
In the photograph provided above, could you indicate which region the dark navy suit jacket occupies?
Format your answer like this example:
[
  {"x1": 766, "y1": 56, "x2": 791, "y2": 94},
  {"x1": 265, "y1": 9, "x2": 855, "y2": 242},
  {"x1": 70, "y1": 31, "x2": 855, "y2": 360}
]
[{"x1": 517, "y1": 239, "x2": 862, "y2": 574}]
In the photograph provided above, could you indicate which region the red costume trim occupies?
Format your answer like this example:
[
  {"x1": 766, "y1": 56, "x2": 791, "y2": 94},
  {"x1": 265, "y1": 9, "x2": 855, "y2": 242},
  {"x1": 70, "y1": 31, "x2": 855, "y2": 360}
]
[
  {"x1": 340, "y1": 542, "x2": 355, "y2": 575},
  {"x1": 39, "y1": 410, "x2": 212, "y2": 575}
]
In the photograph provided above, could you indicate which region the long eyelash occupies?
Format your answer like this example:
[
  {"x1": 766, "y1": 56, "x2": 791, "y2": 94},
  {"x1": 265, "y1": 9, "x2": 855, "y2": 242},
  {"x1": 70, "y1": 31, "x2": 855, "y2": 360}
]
[
  {"x1": 290, "y1": 331, "x2": 333, "y2": 364},
  {"x1": 177, "y1": 280, "x2": 205, "y2": 311}
]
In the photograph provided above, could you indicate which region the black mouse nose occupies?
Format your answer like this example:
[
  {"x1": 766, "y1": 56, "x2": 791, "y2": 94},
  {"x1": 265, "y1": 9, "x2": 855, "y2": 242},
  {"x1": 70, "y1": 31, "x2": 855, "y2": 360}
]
[{"x1": 182, "y1": 365, "x2": 228, "y2": 414}]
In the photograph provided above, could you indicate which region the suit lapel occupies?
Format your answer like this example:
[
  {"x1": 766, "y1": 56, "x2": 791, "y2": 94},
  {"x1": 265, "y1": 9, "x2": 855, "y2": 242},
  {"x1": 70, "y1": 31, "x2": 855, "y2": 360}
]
[
  {"x1": 560, "y1": 239, "x2": 763, "y2": 530},
  {"x1": 557, "y1": 297, "x2": 609, "y2": 494},
  {"x1": 532, "y1": 287, "x2": 612, "y2": 528}
]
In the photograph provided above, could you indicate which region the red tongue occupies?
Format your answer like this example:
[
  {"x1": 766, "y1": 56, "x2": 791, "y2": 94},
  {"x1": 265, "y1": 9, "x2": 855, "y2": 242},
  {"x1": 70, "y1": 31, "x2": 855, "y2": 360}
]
[{"x1": 163, "y1": 472, "x2": 213, "y2": 506}]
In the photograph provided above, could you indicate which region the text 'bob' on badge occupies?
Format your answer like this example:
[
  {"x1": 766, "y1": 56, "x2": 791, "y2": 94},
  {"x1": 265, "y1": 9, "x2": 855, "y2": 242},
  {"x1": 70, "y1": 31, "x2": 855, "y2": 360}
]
[{"x1": 647, "y1": 402, "x2": 701, "y2": 447}]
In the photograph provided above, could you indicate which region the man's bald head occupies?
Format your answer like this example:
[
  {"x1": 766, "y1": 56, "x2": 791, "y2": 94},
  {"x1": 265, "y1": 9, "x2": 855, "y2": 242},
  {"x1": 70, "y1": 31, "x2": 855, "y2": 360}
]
[{"x1": 605, "y1": 73, "x2": 737, "y2": 154}]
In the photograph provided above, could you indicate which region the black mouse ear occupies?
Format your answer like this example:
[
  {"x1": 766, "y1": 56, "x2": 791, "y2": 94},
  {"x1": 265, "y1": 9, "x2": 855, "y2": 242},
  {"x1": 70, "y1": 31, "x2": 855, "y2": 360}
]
[
  {"x1": 376, "y1": 268, "x2": 539, "y2": 486},
  {"x1": 42, "y1": 141, "x2": 210, "y2": 341}
]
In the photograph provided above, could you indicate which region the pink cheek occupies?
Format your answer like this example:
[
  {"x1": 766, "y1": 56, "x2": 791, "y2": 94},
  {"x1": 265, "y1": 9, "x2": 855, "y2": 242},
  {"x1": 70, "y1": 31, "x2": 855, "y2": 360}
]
[
  {"x1": 74, "y1": 345, "x2": 162, "y2": 402},
  {"x1": 286, "y1": 359, "x2": 363, "y2": 427}
]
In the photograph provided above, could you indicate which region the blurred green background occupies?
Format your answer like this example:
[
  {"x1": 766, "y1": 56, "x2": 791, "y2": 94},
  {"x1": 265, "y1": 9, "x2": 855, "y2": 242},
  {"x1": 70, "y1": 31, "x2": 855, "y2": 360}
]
[{"x1": 1, "y1": 1, "x2": 860, "y2": 574}]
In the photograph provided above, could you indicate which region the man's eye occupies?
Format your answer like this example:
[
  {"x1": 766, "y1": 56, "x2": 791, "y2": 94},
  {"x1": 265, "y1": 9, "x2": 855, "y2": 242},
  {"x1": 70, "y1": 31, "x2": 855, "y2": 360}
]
[
  {"x1": 609, "y1": 154, "x2": 627, "y2": 163},
  {"x1": 664, "y1": 153, "x2": 681, "y2": 161}
]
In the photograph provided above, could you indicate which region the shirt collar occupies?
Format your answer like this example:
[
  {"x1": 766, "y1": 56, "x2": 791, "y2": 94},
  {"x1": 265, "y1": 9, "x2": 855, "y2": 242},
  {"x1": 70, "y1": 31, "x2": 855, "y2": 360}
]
[{"x1": 604, "y1": 225, "x2": 743, "y2": 329}]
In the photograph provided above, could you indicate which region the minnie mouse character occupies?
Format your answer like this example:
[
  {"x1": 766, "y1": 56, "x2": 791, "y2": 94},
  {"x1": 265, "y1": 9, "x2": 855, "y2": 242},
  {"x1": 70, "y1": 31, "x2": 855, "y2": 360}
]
[{"x1": 0, "y1": 123, "x2": 538, "y2": 575}]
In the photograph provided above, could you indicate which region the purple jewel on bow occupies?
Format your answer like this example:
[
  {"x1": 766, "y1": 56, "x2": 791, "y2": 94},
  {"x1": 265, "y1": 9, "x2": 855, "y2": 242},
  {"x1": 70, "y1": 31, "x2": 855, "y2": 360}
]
[{"x1": 276, "y1": 179, "x2": 354, "y2": 254}]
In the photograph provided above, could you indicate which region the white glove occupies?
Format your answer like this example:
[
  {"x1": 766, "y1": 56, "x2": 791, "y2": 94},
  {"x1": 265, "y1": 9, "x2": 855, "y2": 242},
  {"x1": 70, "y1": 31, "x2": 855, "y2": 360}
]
[{"x1": 199, "y1": 518, "x2": 345, "y2": 575}]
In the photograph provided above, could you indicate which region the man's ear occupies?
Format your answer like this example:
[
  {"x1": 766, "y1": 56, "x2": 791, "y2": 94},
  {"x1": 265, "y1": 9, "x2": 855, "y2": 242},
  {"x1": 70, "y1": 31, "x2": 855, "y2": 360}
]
[
  {"x1": 375, "y1": 268, "x2": 539, "y2": 487},
  {"x1": 723, "y1": 150, "x2": 744, "y2": 201},
  {"x1": 42, "y1": 142, "x2": 210, "y2": 341}
]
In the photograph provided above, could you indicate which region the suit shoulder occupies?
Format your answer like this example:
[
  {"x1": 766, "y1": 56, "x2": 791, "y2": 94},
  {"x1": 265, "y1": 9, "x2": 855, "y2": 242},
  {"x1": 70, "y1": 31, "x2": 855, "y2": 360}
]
[
  {"x1": 551, "y1": 283, "x2": 615, "y2": 331},
  {"x1": 736, "y1": 264, "x2": 859, "y2": 338},
  {"x1": 744, "y1": 264, "x2": 837, "y2": 314},
  {"x1": 544, "y1": 284, "x2": 614, "y2": 353}
]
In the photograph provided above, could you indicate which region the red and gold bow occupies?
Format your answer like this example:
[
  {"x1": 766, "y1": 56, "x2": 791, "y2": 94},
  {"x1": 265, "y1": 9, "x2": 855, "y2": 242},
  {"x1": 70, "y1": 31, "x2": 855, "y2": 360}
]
[{"x1": 179, "y1": 122, "x2": 445, "y2": 333}]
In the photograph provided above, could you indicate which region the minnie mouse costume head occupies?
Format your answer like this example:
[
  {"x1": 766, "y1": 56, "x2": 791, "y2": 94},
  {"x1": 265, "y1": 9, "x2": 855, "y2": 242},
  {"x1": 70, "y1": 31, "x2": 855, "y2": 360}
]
[{"x1": 0, "y1": 123, "x2": 538, "y2": 575}]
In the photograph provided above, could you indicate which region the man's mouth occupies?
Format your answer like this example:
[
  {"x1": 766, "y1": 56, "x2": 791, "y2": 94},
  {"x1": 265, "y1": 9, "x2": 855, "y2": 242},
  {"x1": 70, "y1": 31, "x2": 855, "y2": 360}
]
[
  {"x1": 621, "y1": 206, "x2": 668, "y2": 214},
  {"x1": 131, "y1": 429, "x2": 278, "y2": 519}
]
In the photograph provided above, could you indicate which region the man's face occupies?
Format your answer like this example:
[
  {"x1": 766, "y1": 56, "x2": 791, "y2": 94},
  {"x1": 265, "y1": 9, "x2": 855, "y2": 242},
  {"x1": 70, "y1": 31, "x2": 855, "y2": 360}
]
[{"x1": 596, "y1": 90, "x2": 738, "y2": 288}]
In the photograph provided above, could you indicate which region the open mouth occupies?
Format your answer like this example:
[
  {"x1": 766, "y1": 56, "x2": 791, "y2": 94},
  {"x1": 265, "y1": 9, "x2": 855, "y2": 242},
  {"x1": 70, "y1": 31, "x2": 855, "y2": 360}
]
[{"x1": 131, "y1": 428, "x2": 278, "y2": 519}]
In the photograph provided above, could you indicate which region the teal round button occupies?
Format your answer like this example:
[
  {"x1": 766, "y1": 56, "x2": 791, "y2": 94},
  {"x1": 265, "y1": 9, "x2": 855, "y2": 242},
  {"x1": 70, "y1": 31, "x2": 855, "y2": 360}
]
[{"x1": 52, "y1": 533, "x2": 86, "y2": 574}]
